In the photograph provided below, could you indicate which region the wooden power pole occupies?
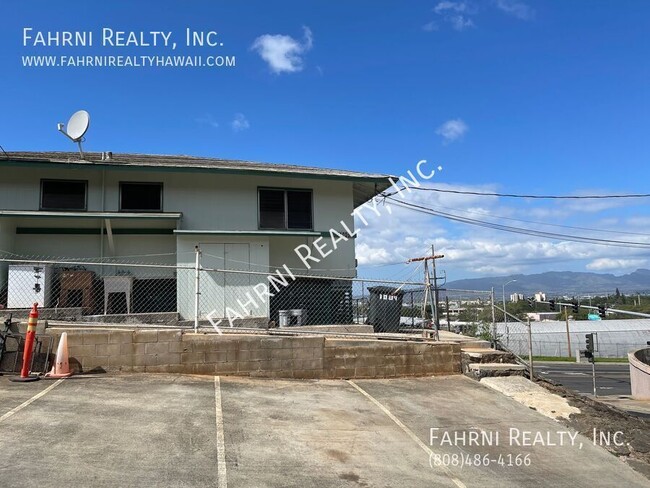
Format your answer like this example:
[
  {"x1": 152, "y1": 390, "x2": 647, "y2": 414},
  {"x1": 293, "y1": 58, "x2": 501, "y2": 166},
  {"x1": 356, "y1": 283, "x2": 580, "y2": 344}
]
[{"x1": 408, "y1": 247, "x2": 444, "y2": 340}]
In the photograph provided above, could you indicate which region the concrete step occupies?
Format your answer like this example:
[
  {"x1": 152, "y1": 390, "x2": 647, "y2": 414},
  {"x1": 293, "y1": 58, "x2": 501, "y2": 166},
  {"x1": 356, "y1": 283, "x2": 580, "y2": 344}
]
[
  {"x1": 461, "y1": 347, "x2": 517, "y2": 363},
  {"x1": 461, "y1": 348, "x2": 519, "y2": 376},
  {"x1": 466, "y1": 362, "x2": 527, "y2": 380}
]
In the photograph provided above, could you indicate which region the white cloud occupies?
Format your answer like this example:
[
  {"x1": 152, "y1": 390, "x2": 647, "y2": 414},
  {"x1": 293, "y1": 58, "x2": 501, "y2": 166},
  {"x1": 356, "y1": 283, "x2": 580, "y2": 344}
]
[
  {"x1": 426, "y1": 0, "x2": 534, "y2": 32},
  {"x1": 231, "y1": 113, "x2": 250, "y2": 132},
  {"x1": 434, "y1": 1, "x2": 470, "y2": 14},
  {"x1": 432, "y1": 2, "x2": 477, "y2": 31},
  {"x1": 251, "y1": 26, "x2": 313, "y2": 74},
  {"x1": 586, "y1": 258, "x2": 648, "y2": 271},
  {"x1": 436, "y1": 118, "x2": 468, "y2": 143},
  {"x1": 352, "y1": 179, "x2": 650, "y2": 279},
  {"x1": 422, "y1": 21, "x2": 439, "y2": 32},
  {"x1": 448, "y1": 15, "x2": 475, "y2": 31},
  {"x1": 494, "y1": 0, "x2": 535, "y2": 20},
  {"x1": 195, "y1": 114, "x2": 219, "y2": 130}
]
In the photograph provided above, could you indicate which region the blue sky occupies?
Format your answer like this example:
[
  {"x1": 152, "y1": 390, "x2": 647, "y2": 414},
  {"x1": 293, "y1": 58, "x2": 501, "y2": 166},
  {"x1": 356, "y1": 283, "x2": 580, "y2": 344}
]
[{"x1": 1, "y1": 1, "x2": 649, "y2": 282}]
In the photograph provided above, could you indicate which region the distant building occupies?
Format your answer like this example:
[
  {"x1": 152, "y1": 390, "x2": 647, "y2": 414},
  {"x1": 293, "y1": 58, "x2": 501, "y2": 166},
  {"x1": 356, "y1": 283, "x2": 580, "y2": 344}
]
[
  {"x1": 526, "y1": 312, "x2": 558, "y2": 321},
  {"x1": 534, "y1": 292, "x2": 546, "y2": 302},
  {"x1": 510, "y1": 293, "x2": 524, "y2": 302}
]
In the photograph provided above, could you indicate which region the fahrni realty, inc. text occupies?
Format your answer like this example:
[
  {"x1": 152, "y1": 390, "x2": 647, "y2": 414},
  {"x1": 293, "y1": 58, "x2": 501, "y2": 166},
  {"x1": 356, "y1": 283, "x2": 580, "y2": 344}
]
[{"x1": 23, "y1": 28, "x2": 221, "y2": 48}]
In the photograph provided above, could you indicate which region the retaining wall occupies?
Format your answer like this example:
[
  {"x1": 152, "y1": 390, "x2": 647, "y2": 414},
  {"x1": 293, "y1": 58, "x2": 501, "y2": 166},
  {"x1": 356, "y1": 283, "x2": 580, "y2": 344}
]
[
  {"x1": 46, "y1": 328, "x2": 461, "y2": 379},
  {"x1": 629, "y1": 347, "x2": 650, "y2": 399}
]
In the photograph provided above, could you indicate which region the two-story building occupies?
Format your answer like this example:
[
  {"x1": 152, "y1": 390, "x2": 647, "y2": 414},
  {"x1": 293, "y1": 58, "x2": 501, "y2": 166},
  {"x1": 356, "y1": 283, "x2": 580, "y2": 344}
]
[{"x1": 0, "y1": 151, "x2": 391, "y2": 323}]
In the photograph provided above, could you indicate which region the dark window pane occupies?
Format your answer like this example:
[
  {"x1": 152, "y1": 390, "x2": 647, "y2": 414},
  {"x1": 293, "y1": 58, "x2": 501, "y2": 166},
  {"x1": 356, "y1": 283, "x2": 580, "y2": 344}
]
[
  {"x1": 259, "y1": 189, "x2": 285, "y2": 229},
  {"x1": 41, "y1": 180, "x2": 86, "y2": 210},
  {"x1": 121, "y1": 183, "x2": 162, "y2": 211},
  {"x1": 287, "y1": 191, "x2": 312, "y2": 229}
]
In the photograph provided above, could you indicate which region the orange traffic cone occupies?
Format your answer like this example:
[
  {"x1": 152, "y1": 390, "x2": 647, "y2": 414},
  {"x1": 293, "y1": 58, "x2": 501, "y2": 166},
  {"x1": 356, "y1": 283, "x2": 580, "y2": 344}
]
[
  {"x1": 46, "y1": 332, "x2": 72, "y2": 378},
  {"x1": 9, "y1": 303, "x2": 40, "y2": 382}
]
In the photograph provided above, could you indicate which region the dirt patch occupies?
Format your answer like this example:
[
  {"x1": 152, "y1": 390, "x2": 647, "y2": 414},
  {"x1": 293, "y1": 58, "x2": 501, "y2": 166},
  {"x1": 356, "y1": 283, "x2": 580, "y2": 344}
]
[
  {"x1": 338, "y1": 472, "x2": 368, "y2": 485},
  {"x1": 327, "y1": 449, "x2": 350, "y2": 463},
  {"x1": 537, "y1": 377, "x2": 650, "y2": 478}
]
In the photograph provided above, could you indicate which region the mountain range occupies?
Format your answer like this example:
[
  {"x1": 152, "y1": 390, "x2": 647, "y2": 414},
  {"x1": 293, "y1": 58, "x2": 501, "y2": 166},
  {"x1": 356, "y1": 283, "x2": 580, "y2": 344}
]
[{"x1": 444, "y1": 269, "x2": 650, "y2": 296}]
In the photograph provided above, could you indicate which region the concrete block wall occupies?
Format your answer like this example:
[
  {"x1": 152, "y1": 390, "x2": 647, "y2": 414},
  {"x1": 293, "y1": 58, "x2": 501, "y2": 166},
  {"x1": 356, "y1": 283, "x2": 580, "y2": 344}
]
[
  {"x1": 48, "y1": 328, "x2": 461, "y2": 379},
  {"x1": 322, "y1": 339, "x2": 461, "y2": 378}
]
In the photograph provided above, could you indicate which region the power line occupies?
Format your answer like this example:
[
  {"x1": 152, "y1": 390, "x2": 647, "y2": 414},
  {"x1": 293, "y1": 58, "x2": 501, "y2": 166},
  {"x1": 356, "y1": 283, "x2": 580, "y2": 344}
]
[
  {"x1": 394, "y1": 198, "x2": 650, "y2": 238},
  {"x1": 385, "y1": 186, "x2": 650, "y2": 200},
  {"x1": 384, "y1": 196, "x2": 650, "y2": 249}
]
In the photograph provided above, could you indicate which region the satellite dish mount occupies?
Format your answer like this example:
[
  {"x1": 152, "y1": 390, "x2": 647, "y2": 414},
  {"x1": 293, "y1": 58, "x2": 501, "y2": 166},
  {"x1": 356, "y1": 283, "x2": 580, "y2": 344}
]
[{"x1": 58, "y1": 110, "x2": 90, "y2": 159}]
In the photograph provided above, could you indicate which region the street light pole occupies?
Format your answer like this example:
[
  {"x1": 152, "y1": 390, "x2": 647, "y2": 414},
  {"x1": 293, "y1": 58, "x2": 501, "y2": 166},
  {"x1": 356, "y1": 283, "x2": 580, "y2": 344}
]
[{"x1": 502, "y1": 279, "x2": 517, "y2": 326}]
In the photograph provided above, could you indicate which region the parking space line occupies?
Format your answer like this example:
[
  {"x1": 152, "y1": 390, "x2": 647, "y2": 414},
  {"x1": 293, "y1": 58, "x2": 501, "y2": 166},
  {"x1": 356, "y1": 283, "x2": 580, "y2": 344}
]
[
  {"x1": 214, "y1": 376, "x2": 228, "y2": 488},
  {"x1": 347, "y1": 380, "x2": 467, "y2": 488},
  {"x1": 0, "y1": 379, "x2": 66, "y2": 424}
]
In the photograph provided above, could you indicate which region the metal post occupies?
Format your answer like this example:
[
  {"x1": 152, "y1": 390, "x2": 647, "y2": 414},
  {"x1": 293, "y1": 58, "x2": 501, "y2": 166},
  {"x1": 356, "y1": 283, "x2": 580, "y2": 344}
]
[
  {"x1": 564, "y1": 306, "x2": 572, "y2": 358},
  {"x1": 427, "y1": 279, "x2": 439, "y2": 341},
  {"x1": 445, "y1": 295, "x2": 451, "y2": 331},
  {"x1": 194, "y1": 245, "x2": 201, "y2": 333},
  {"x1": 527, "y1": 317, "x2": 534, "y2": 379},
  {"x1": 592, "y1": 360, "x2": 597, "y2": 397},
  {"x1": 362, "y1": 281, "x2": 365, "y2": 323},
  {"x1": 491, "y1": 288, "x2": 496, "y2": 344},
  {"x1": 410, "y1": 291, "x2": 414, "y2": 328},
  {"x1": 502, "y1": 286, "x2": 507, "y2": 327}
]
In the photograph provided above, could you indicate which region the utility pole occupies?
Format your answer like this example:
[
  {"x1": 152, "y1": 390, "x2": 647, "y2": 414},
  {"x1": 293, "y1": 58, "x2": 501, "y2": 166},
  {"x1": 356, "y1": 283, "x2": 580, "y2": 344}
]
[
  {"x1": 430, "y1": 244, "x2": 441, "y2": 333},
  {"x1": 408, "y1": 248, "x2": 444, "y2": 340}
]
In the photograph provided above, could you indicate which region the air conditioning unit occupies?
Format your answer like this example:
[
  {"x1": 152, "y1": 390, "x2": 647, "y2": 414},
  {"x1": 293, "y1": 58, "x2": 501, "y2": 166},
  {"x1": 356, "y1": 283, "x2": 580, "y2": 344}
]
[{"x1": 7, "y1": 264, "x2": 54, "y2": 309}]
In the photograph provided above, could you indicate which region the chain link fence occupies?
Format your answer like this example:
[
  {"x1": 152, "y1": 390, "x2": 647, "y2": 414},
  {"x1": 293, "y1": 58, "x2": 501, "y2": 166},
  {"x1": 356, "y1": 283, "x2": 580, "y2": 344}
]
[
  {"x1": 504, "y1": 338, "x2": 643, "y2": 359},
  {"x1": 0, "y1": 253, "x2": 442, "y2": 335}
]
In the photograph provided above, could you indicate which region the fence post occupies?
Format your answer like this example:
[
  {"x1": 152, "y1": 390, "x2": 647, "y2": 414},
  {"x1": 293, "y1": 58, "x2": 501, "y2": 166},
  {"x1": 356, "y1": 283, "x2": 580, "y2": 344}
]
[
  {"x1": 411, "y1": 291, "x2": 414, "y2": 328},
  {"x1": 490, "y1": 288, "x2": 496, "y2": 344},
  {"x1": 527, "y1": 317, "x2": 534, "y2": 379},
  {"x1": 361, "y1": 281, "x2": 365, "y2": 325},
  {"x1": 564, "y1": 306, "x2": 572, "y2": 358},
  {"x1": 194, "y1": 245, "x2": 201, "y2": 333}
]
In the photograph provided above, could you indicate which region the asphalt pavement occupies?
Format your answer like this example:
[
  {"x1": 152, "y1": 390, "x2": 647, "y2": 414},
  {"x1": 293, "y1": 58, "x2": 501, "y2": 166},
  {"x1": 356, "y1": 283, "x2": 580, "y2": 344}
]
[
  {"x1": 535, "y1": 362, "x2": 631, "y2": 396},
  {"x1": 1, "y1": 373, "x2": 648, "y2": 487}
]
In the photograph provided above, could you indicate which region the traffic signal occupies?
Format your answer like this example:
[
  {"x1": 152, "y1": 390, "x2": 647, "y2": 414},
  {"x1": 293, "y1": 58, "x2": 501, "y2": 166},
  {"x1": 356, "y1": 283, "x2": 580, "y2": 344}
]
[
  {"x1": 585, "y1": 333, "x2": 594, "y2": 360},
  {"x1": 527, "y1": 297, "x2": 534, "y2": 307},
  {"x1": 572, "y1": 302, "x2": 579, "y2": 314},
  {"x1": 597, "y1": 305, "x2": 606, "y2": 319},
  {"x1": 549, "y1": 299, "x2": 556, "y2": 311}
]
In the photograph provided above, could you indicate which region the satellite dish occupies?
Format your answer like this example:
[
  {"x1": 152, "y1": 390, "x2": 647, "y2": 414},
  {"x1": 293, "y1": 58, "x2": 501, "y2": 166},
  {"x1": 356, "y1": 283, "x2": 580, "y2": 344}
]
[
  {"x1": 58, "y1": 110, "x2": 90, "y2": 159},
  {"x1": 66, "y1": 110, "x2": 90, "y2": 141}
]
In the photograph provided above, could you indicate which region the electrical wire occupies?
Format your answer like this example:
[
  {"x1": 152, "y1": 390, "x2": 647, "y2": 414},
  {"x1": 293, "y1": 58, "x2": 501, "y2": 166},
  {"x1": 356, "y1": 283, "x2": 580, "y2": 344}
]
[
  {"x1": 383, "y1": 196, "x2": 650, "y2": 249},
  {"x1": 390, "y1": 198, "x2": 650, "y2": 238},
  {"x1": 384, "y1": 186, "x2": 650, "y2": 200}
]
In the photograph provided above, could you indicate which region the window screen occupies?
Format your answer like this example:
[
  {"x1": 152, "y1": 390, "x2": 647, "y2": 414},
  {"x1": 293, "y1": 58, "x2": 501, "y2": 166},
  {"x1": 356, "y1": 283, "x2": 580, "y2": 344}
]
[
  {"x1": 41, "y1": 180, "x2": 87, "y2": 210},
  {"x1": 120, "y1": 182, "x2": 163, "y2": 211},
  {"x1": 259, "y1": 188, "x2": 312, "y2": 230},
  {"x1": 287, "y1": 190, "x2": 312, "y2": 229},
  {"x1": 259, "y1": 189, "x2": 285, "y2": 229}
]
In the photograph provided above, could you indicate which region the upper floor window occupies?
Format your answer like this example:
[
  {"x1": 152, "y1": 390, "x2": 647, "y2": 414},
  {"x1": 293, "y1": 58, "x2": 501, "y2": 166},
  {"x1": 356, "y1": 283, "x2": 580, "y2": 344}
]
[
  {"x1": 259, "y1": 188, "x2": 313, "y2": 230},
  {"x1": 40, "y1": 179, "x2": 87, "y2": 211},
  {"x1": 120, "y1": 182, "x2": 163, "y2": 212}
]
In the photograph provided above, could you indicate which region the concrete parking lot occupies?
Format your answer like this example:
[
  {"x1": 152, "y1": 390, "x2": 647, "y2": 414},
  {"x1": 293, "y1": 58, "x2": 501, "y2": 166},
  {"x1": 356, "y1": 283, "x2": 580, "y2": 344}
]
[{"x1": 0, "y1": 373, "x2": 647, "y2": 487}]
